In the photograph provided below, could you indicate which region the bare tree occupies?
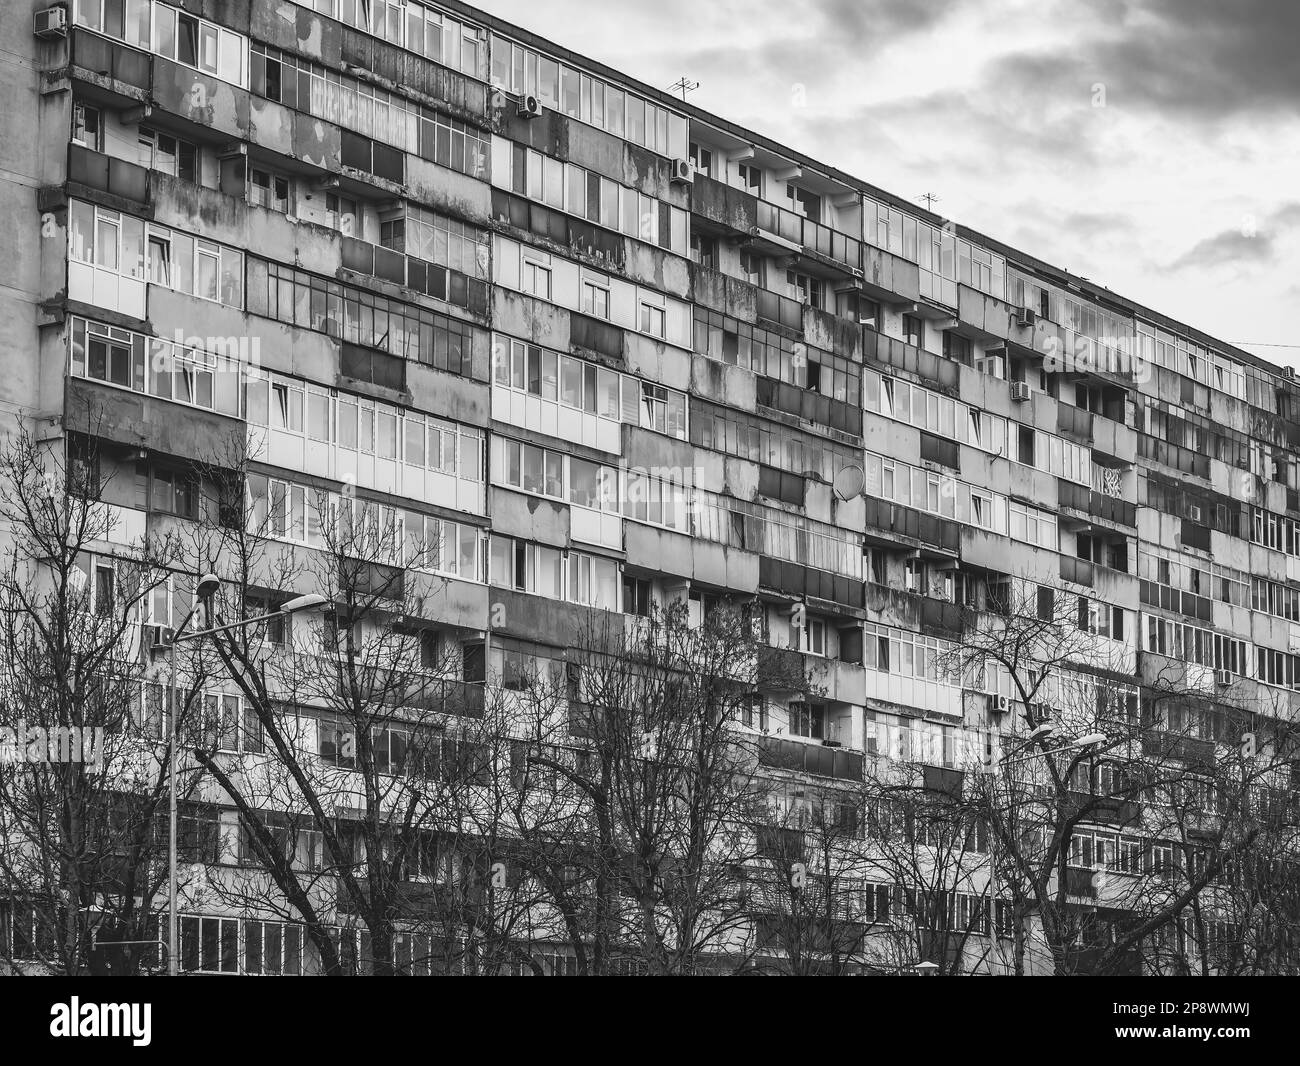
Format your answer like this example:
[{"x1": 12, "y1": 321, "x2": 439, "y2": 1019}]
[
  {"x1": 0, "y1": 421, "x2": 202, "y2": 975},
  {"x1": 175, "y1": 449, "x2": 491, "y2": 975},
  {"x1": 942, "y1": 578, "x2": 1294, "y2": 974},
  {"x1": 493, "y1": 599, "x2": 783, "y2": 974}
]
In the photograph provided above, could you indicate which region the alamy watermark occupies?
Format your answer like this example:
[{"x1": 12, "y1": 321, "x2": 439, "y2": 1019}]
[{"x1": 0, "y1": 723, "x2": 105, "y2": 768}]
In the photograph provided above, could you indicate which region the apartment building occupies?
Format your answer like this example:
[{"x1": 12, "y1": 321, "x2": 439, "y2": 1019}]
[{"x1": 1, "y1": 0, "x2": 1297, "y2": 976}]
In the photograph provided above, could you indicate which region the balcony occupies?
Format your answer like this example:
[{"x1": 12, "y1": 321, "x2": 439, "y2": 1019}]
[
  {"x1": 753, "y1": 202, "x2": 863, "y2": 281},
  {"x1": 1056, "y1": 479, "x2": 1137, "y2": 528},
  {"x1": 70, "y1": 29, "x2": 151, "y2": 93},
  {"x1": 689, "y1": 173, "x2": 758, "y2": 238},
  {"x1": 862, "y1": 499, "x2": 961, "y2": 554},
  {"x1": 341, "y1": 236, "x2": 490, "y2": 317},
  {"x1": 1141, "y1": 731, "x2": 1215, "y2": 770},
  {"x1": 757, "y1": 735, "x2": 865, "y2": 782},
  {"x1": 756, "y1": 644, "x2": 808, "y2": 692},
  {"x1": 921, "y1": 765, "x2": 964, "y2": 799},
  {"x1": 862, "y1": 329, "x2": 959, "y2": 390},
  {"x1": 760, "y1": 557, "x2": 864, "y2": 610},
  {"x1": 754, "y1": 287, "x2": 804, "y2": 332},
  {"x1": 1059, "y1": 555, "x2": 1095, "y2": 588},
  {"x1": 864, "y1": 582, "x2": 964, "y2": 638},
  {"x1": 339, "y1": 27, "x2": 488, "y2": 123},
  {"x1": 383, "y1": 677, "x2": 486, "y2": 720},
  {"x1": 67, "y1": 144, "x2": 151, "y2": 208},
  {"x1": 491, "y1": 189, "x2": 626, "y2": 273}
]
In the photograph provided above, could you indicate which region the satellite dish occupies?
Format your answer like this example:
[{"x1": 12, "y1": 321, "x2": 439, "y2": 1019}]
[{"x1": 833, "y1": 464, "x2": 865, "y2": 501}]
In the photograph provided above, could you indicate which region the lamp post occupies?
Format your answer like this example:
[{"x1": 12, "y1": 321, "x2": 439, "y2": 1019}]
[
  {"x1": 994, "y1": 729, "x2": 1109, "y2": 771},
  {"x1": 159, "y1": 579, "x2": 326, "y2": 975},
  {"x1": 983, "y1": 728, "x2": 1109, "y2": 975}
]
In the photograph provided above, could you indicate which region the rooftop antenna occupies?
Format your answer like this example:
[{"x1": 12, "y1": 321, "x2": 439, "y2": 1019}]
[
  {"x1": 917, "y1": 192, "x2": 941, "y2": 211},
  {"x1": 668, "y1": 77, "x2": 700, "y2": 102}
]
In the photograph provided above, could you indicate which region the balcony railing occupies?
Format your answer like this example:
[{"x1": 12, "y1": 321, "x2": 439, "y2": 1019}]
[
  {"x1": 755, "y1": 287, "x2": 804, "y2": 331},
  {"x1": 341, "y1": 237, "x2": 489, "y2": 317},
  {"x1": 71, "y1": 29, "x2": 151, "y2": 90},
  {"x1": 67, "y1": 144, "x2": 150, "y2": 205},
  {"x1": 757, "y1": 736, "x2": 865, "y2": 782},
  {"x1": 754, "y1": 201, "x2": 862, "y2": 275}
]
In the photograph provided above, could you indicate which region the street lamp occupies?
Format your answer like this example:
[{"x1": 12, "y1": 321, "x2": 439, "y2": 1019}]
[
  {"x1": 912, "y1": 960, "x2": 940, "y2": 976},
  {"x1": 996, "y1": 731, "x2": 1110, "y2": 769},
  {"x1": 158, "y1": 577, "x2": 325, "y2": 976}
]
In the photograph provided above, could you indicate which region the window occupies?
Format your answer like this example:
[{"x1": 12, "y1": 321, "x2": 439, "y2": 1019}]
[
  {"x1": 639, "y1": 301, "x2": 666, "y2": 338},
  {"x1": 786, "y1": 184, "x2": 821, "y2": 221},
  {"x1": 138, "y1": 464, "x2": 197, "y2": 518},
  {"x1": 903, "y1": 314, "x2": 923, "y2": 348},
  {"x1": 787, "y1": 270, "x2": 823, "y2": 309},
  {"x1": 93, "y1": 563, "x2": 116, "y2": 619},
  {"x1": 581, "y1": 279, "x2": 610, "y2": 319},
  {"x1": 214, "y1": 692, "x2": 264, "y2": 754},
  {"x1": 522, "y1": 258, "x2": 551, "y2": 299},
  {"x1": 73, "y1": 102, "x2": 102, "y2": 151},
  {"x1": 180, "y1": 917, "x2": 239, "y2": 974},
  {"x1": 243, "y1": 920, "x2": 304, "y2": 975},
  {"x1": 690, "y1": 232, "x2": 717, "y2": 269},
  {"x1": 688, "y1": 142, "x2": 713, "y2": 178},
  {"x1": 803, "y1": 618, "x2": 826, "y2": 656},
  {"x1": 741, "y1": 693, "x2": 768, "y2": 731},
  {"x1": 943, "y1": 331, "x2": 972, "y2": 364},
  {"x1": 250, "y1": 166, "x2": 292, "y2": 214},
  {"x1": 317, "y1": 712, "x2": 357, "y2": 769},
  {"x1": 138, "y1": 127, "x2": 198, "y2": 183},
  {"x1": 789, "y1": 701, "x2": 826, "y2": 740},
  {"x1": 380, "y1": 206, "x2": 489, "y2": 277},
  {"x1": 623, "y1": 576, "x2": 651, "y2": 617},
  {"x1": 325, "y1": 192, "x2": 360, "y2": 237},
  {"x1": 736, "y1": 162, "x2": 762, "y2": 195}
]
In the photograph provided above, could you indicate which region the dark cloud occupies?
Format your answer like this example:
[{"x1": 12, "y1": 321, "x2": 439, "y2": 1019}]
[
  {"x1": 1169, "y1": 229, "x2": 1274, "y2": 272},
  {"x1": 1265, "y1": 203, "x2": 1300, "y2": 232},
  {"x1": 814, "y1": 0, "x2": 965, "y2": 38},
  {"x1": 990, "y1": 0, "x2": 1300, "y2": 119},
  {"x1": 1060, "y1": 210, "x2": 1134, "y2": 235}
]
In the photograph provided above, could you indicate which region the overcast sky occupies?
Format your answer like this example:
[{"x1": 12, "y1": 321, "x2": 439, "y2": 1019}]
[{"x1": 484, "y1": 0, "x2": 1300, "y2": 369}]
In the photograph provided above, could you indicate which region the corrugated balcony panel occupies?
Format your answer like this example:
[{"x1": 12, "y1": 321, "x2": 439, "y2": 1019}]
[
  {"x1": 338, "y1": 29, "x2": 488, "y2": 120},
  {"x1": 569, "y1": 312, "x2": 623, "y2": 360},
  {"x1": 922, "y1": 765, "x2": 964, "y2": 799},
  {"x1": 340, "y1": 343, "x2": 407, "y2": 391},
  {"x1": 755, "y1": 644, "x2": 807, "y2": 692},
  {"x1": 1060, "y1": 555, "x2": 1095, "y2": 587},
  {"x1": 67, "y1": 145, "x2": 150, "y2": 207},
  {"x1": 1057, "y1": 402, "x2": 1095, "y2": 439},
  {"x1": 71, "y1": 30, "x2": 151, "y2": 91},
  {"x1": 756, "y1": 736, "x2": 864, "y2": 781}
]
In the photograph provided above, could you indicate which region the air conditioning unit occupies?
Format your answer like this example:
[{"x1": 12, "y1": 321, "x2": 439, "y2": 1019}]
[
  {"x1": 1215, "y1": 669, "x2": 1233, "y2": 687},
  {"x1": 670, "y1": 158, "x2": 695, "y2": 185},
  {"x1": 517, "y1": 94, "x2": 542, "y2": 119},
  {"x1": 34, "y1": 6, "x2": 68, "y2": 39},
  {"x1": 1010, "y1": 381, "x2": 1032, "y2": 402},
  {"x1": 986, "y1": 693, "x2": 1010, "y2": 716},
  {"x1": 144, "y1": 623, "x2": 175, "y2": 650},
  {"x1": 1016, "y1": 307, "x2": 1037, "y2": 327}
]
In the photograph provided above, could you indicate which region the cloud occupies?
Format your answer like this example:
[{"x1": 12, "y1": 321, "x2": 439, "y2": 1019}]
[
  {"x1": 1168, "y1": 229, "x2": 1274, "y2": 272},
  {"x1": 989, "y1": 0, "x2": 1300, "y2": 120}
]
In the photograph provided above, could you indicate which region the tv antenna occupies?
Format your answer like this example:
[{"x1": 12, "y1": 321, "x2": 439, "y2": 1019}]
[
  {"x1": 917, "y1": 192, "x2": 941, "y2": 211},
  {"x1": 668, "y1": 77, "x2": 700, "y2": 102}
]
